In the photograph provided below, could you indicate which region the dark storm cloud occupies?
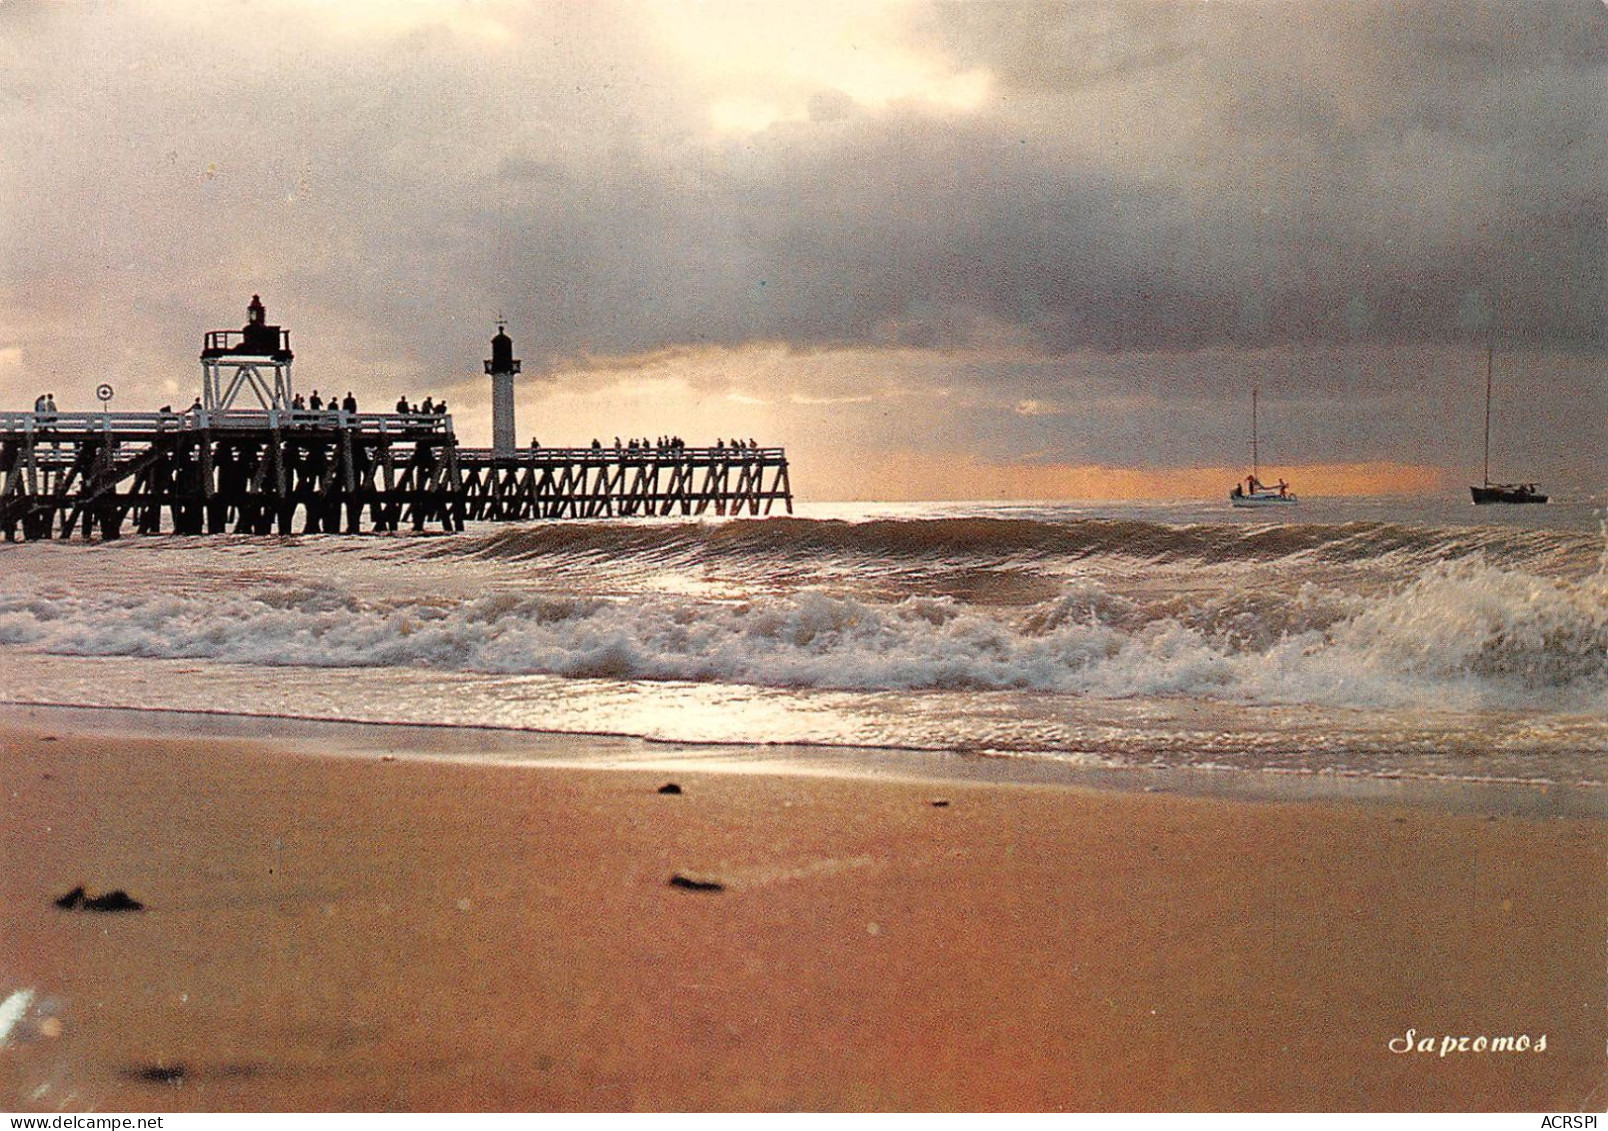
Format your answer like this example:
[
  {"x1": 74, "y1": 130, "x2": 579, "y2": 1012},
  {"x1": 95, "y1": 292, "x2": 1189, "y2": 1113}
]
[
  {"x1": 2, "y1": 1, "x2": 1603, "y2": 416},
  {"x1": 946, "y1": 0, "x2": 1608, "y2": 348},
  {"x1": 431, "y1": 0, "x2": 1607, "y2": 373}
]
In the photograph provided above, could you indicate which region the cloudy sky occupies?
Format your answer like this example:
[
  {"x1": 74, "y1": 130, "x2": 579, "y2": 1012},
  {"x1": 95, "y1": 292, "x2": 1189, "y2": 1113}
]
[{"x1": 2, "y1": 0, "x2": 1603, "y2": 499}]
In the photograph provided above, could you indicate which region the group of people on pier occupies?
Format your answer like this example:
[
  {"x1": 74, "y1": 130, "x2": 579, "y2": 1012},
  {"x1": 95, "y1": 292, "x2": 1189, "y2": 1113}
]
[
  {"x1": 289, "y1": 390, "x2": 359, "y2": 414},
  {"x1": 22, "y1": 385, "x2": 774, "y2": 456},
  {"x1": 395, "y1": 396, "x2": 450, "y2": 416},
  {"x1": 564, "y1": 435, "x2": 763, "y2": 453}
]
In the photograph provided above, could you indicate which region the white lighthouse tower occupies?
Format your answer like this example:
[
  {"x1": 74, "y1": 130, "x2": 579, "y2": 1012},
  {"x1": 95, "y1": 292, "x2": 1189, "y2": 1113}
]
[{"x1": 485, "y1": 321, "x2": 520, "y2": 456}]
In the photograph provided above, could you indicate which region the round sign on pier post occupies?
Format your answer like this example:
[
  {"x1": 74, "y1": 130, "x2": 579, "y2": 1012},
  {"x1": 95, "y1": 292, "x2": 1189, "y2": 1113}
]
[{"x1": 96, "y1": 383, "x2": 114, "y2": 406}]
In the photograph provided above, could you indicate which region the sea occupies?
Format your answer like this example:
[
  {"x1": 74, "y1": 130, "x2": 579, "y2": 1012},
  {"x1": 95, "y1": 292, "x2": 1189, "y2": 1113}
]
[{"x1": 0, "y1": 494, "x2": 1605, "y2": 796}]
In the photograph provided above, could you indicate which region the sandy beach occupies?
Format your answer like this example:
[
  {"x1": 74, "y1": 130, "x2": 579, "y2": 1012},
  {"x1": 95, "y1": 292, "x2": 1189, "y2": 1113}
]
[{"x1": 1, "y1": 708, "x2": 1602, "y2": 1112}]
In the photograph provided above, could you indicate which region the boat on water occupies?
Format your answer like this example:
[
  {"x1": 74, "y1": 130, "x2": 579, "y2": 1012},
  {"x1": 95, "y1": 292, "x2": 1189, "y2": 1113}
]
[
  {"x1": 1229, "y1": 388, "x2": 1297, "y2": 507},
  {"x1": 1471, "y1": 326, "x2": 1546, "y2": 505},
  {"x1": 1471, "y1": 482, "x2": 1546, "y2": 505},
  {"x1": 1231, "y1": 476, "x2": 1297, "y2": 507}
]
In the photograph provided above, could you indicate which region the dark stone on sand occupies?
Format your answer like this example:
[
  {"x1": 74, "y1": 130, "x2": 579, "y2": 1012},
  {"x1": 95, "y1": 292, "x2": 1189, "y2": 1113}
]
[
  {"x1": 657, "y1": 782, "x2": 683, "y2": 795},
  {"x1": 125, "y1": 1065, "x2": 185, "y2": 1086},
  {"x1": 86, "y1": 890, "x2": 143, "y2": 912},
  {"x1": 55, "y1": 886, "x2": 143, "y2": 912},
  {"x1": 668, "y1": 873, "x2": 725, "y2": 893},
  {"x1": 930, "y1": 799, "x2": 950, "y2": 808}
]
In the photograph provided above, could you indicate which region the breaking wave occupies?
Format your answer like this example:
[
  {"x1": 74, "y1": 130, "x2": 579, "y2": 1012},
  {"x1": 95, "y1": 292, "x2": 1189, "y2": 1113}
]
[{"x1": 1, "y1": 529, "x2": 1603, "y2": 715}]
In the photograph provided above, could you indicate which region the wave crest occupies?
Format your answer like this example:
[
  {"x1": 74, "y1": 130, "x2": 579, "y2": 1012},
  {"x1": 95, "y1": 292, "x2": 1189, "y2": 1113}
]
[
  {"x1": 2, "y1": 552, "x2": 1603, "y2": 713},
  {"x1": 431, "y1": 515, "x2": 1598, "y2": 575}
]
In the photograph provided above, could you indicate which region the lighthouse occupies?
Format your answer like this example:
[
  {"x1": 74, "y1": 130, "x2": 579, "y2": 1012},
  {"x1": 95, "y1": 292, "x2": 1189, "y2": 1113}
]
[{"x1": 484, "y1": 321, "x2": 521, "y2": 456}]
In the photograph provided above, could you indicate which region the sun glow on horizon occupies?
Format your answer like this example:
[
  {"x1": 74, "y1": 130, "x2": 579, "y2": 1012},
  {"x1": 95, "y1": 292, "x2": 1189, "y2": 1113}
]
[{"x1": 801, "y1": 454, "x2": 1454, "y2": 503}]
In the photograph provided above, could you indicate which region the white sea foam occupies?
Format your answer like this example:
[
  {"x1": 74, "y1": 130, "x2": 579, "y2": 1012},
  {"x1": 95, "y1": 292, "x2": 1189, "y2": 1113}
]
[
  {"x1": 0, "y1": 551, "x2": 1601, "y2": 716},
  {"x1": 0, "y1": 509, "x2": 1603, "y2": 781}
]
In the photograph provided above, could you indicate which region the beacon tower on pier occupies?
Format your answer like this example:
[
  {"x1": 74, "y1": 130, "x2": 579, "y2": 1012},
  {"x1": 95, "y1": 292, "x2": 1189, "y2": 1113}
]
[
  {"x1": 485, "y1": 322, "x2": 520, "y2": 457},
  {"x1": 200, "y1": 295, "x2": 294, "y2": 412}
]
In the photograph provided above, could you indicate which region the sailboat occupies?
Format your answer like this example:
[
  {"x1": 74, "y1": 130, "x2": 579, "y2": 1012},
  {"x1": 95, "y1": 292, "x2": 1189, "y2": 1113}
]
[
  {"x1": 1229, "y1": 388, "x2": 1297, "y2": 507},
  {"x1": 1470, "y1": 327, "x2": 1546, "y2": 505}
]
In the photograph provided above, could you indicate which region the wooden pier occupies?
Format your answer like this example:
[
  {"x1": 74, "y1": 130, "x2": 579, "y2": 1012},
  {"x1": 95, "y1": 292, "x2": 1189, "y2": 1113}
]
[
  {"x1": 0, "y1": 411, "x2": 792, "y2": 541},
  {"x1": 456, "y1": 444, "x2": 793, "y2": 522}
]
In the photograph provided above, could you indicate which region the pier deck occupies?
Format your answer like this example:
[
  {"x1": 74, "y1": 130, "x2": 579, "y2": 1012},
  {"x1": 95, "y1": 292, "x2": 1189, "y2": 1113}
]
[{"x1": 0, "y1": 411, "x2": 792, "y2": 541}]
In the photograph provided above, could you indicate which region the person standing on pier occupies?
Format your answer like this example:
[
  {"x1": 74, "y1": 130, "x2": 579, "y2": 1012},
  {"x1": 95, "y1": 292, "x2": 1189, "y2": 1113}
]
[{"x1": 342, "y1": 392, "x2": 357, "y2": 414}]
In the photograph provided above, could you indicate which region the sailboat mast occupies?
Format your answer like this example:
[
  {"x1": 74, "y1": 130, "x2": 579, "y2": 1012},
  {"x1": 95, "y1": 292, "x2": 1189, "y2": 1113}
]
[
  {"x1": 1482, "y1": 327, "x2": 1494, "y2": 487},
  {"x1": 1252, "y1": 387, "x2": 1260, "y2": 481}
]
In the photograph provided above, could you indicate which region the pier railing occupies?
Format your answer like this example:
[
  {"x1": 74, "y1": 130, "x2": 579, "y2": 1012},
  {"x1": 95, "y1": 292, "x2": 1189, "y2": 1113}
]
[
  {"x1": 454, "y1": 445, "x2": 787, "y2": 462},
  {"x1": 201, "y1": 328, "x2": 293, "y2": 356},
  {"x1": 0, "y1": 410, "x2": 451, "y2": 435}
]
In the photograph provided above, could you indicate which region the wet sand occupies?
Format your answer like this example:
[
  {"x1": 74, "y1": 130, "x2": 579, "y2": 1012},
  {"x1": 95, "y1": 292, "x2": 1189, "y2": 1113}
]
[{"x1": 1, "y1": 713, "x2": 1603, "y2": 1111}]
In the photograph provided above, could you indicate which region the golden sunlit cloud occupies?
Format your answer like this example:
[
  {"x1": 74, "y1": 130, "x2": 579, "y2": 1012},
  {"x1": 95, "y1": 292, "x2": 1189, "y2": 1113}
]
[
  {"x1": 154, "y1": 0, "x2": 515, "y2": 45},
  {"x1": 652, "y1": 0, "x2": 991, "y2": 133}
]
